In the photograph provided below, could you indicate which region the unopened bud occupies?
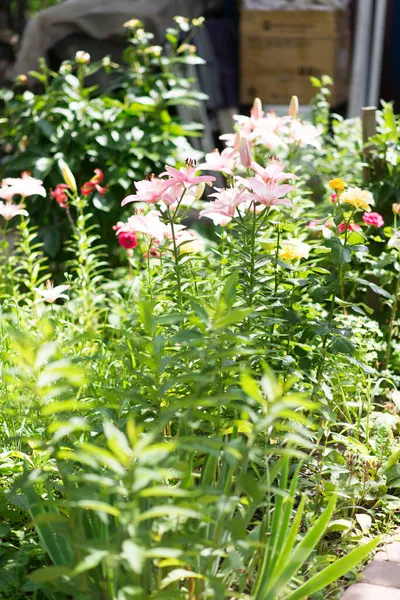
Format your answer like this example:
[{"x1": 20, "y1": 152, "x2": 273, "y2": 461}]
[
  {"x1": 123, "y1": 18, "x2": 143, "y2": 29},
  {"x1": 16, "y1": 74, "x2": 27, "y2": 84},
  {"x1": 233, "y1": 132, "x2": 241, "y2": 152},
  {"x1": 192, "y1": 17, "x2": 205, "y2": 27},
  {"x1": 393, "y1": 203, "x2": 400, "y2": 215},
  {"x1": 195, "y1": 182, "x2": 205, "y2": 200},
  {"x1": 289, "y1": 95, "x2": 299, "y2": 118},
  {"x1": 75, "y1": 51, "x2": 90, "y2": 64},
  {"x1": 251, "y1": 97, "x2": 263, "y2": 120},
  {"x1": 59, "y1": 159, "x2": 77, "y2": 194},
  {"x1": 239, "y1": 137, "x2": 252, "y2": 169}
]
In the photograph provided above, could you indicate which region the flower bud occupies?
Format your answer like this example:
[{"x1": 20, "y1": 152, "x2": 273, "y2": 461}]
[
  {"x1": 393, "y1": 203, "x2": 400, "y2": 215},
  {"x1": 192, "y1": 16, "x2": 205, "y2": 26},
  {"x1": 252, "y1": 97, "x2": 263, "y2": 120},
  {"x1": 233, "y1": 132, "x2": 241, "y2": 152},
  {"x1": 239, "y1": 137, "x2": 252, "y2": 169},
  {"x1": 59, "y1": 159, "x2": 77, "y2": 194},
  {"x1": 289, "y1": 95, "x2": 299, "y2": 118},
  {"x1": 75, "y1": 50, "x2": 90, "y2": 64},
  {"x1": 16, "y1": 74, "x2": 27, "y2": 84},
  {"x1": 195, "y1": 182, "x2": 205, "y2": 200},
  {"x1": 123, "y1": 18, "x2": 143, "y2": 29}
]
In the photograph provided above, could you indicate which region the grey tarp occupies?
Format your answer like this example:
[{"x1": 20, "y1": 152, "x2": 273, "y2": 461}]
[{"x1": 13, "y1": 0, "x2": 210, "y2": 77}]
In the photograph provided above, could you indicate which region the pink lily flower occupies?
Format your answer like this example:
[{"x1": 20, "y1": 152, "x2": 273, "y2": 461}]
[
  {"x1": 164, "y1": 223, "x2": 187, "y2": 241},
  {"x1": 197, "y1": 148, "x2": 237, "y2": 174},
  {"x1": 2, "y1": 172, "x2": 46, "y2": 198},
  {"x1": 199, "y1": 187, "x2": 249, "y2": 226},
  {"x1": 251, "y1": 158, "x2": 296, "y2": 183},
  {"x1": 0, "y1": 200, "x2": 29, "y2": 220},
  {"x1": 123, "y1": 211, "x2": 167, "y2": 243},
  {"x1": 244, "y1": 177, "x2": 294, "y2": 208},
  {"x1": 121, "y1": 176, "x2": 175, "y2": 207},
  {"x1": 289, "y1": 120, "x2": 321, "y2": 148},
  {"x1": 161, "y1": 159, "x2": 216, "y2": 189}
]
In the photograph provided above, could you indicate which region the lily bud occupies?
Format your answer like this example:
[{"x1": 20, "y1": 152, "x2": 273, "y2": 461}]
[
  {"x1": 239, "y1": 137, "x2": 252, "y2": 169},
  {"x1": 289, "y1": 95, "x2": 299, "y2": 118},
  {"x1": 252, "y1": 97, "x2": 263, "y2": 120},
  {"x1": 59, "y1": 159, "x2": 77, "y2": 194},
  {"x1": 195, "y1": 182, "x2": 205, "y2": 200},
  {"x1": 233, "y1": 132, "x2": 241, "y2": 152}
]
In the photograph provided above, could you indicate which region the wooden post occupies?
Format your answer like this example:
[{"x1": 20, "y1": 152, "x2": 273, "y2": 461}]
[{"x1": 361, "y1": 106, "x2": 377, "y2": 183}]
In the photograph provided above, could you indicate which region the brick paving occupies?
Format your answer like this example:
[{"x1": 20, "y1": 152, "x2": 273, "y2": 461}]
[{"x1": 341, "y1": 532, "x2": 400, "y2": 599}]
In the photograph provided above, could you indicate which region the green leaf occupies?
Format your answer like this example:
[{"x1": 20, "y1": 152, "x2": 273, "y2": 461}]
[
  {"x1": 29, "y1": 566, "x2": 71, "y2": 583},
  {"x1": 264, "y1": 495, "x2": 336, "y2": 598},
  {"x1": 160, "y1": 569, "x2": 205, "y2": 589},
  {"x1": 282, "y1": 537, "x2": 380, "y2": 600},
  {"x1": 325, "y1": 238, "x2": 351, "y2": 265},
  {"x1": 328, "y1": 336, "x2": 355, "y2": 356},
  {"x1": 73, "y1": 550, "x2": 109, "y2": 575},
  {"x1": 223, "y1": 272, "x2": 238, "y2": 308},
  {"x1": 72, "y1": 500, "x2": 121, "y2": 517},
  {"x1": 122, "y1": 541, "x2": 146, "y2": 574}
]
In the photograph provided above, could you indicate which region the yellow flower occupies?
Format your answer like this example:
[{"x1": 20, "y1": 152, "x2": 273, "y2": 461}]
[
  {"x1": 279, "y1": 239, "x2": 311, "y2": 262},
  {"x1": 340, "y1": 187, "x2": 374, "y2": 212},
  {"x1": 329, "y1": 178, "x2": 345, "y2": 192}
]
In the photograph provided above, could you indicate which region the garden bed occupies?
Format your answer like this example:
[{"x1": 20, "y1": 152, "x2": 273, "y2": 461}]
[{"x1": 0, "y1": 18, "x2": 400, "y2": 600}]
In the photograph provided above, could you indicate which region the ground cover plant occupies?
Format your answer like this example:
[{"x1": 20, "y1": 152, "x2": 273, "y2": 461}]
[{"x1": 1, "y1": 70, "x2": 400, "y2": 599}]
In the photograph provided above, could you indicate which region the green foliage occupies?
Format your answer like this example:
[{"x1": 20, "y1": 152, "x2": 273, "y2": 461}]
[
  {"x1": 1, "y1": 72, "x2": 400, "y2": 600},
  {"x1": 0, "y1": 19, "x2": 204, "y2": 259}
]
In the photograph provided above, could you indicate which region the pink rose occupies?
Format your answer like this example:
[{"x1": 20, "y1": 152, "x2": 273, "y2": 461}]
[
  {"x1": 338, "y1": 222, "x2": 361, "y2": 234},
  {"x1": 362, "y1": 212, "x2": 384, "y2": 228}
]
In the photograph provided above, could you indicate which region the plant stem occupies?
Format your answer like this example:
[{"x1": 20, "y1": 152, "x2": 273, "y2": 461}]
[
  {"x1": 167, "y1": 207, "x2": 183, "y2": 309},
  {"x1": 248, "y1": 202, "x2": 257, "y2": 307},
  {"x1": 274, "y1": 222, "x2": 281, "y2": 294},
  {"x1": 384, "y1": 271, "x2": 399, "y2": 369}
]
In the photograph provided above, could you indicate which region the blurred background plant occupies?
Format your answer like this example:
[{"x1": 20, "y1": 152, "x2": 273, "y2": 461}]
[{"x1": 0, "y1": 17, "x2": 205, "y2": 260}]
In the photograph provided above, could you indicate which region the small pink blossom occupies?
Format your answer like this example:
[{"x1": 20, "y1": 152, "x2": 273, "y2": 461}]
[
  {"x1": 121, "y1": 176, "x2": 175, "y2": 207},
  {"x1": 330, "y1": 193, "x2": 337, "y2": 204},
  {"x1": 0, "y1": 200, "x2": 28, "y2": 220},
  {"x1": 197, "y1": 148, "x2": 236, "y2": 174},
  {"x1": 307, "y1": 219, "x2": 325, "y2": 231},
  {"x1": 34, "y1": 280, "x2": 70, "y2": 303},
  {"x1": 2, "y1": 172, "x2": 46, "y2": 198},
  {"x1": 161, "y1": 159, "x2": 216, "y2": 189},
  {"x1": 337, "y1": 222, "x2": 361, "y2": 234},
  {"x1": 199, "y1": 187, "x2": 248, "y2": 226},
  {"x1": 362, "y1": 212, "x2": 384, "y2": 228}
]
